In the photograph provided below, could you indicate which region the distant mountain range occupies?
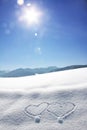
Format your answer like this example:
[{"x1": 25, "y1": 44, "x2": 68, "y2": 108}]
[{"x1": 0, "y1": 65, "x2": 87, "y2": 77}]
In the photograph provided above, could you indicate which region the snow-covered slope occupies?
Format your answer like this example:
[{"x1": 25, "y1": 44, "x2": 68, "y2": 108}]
[
  {"x1": 0, "y1": 68, "x2": 87, "y2": 91},
  {"x1": 0, "y1": 68, "x2": 87, "y2": 130}
]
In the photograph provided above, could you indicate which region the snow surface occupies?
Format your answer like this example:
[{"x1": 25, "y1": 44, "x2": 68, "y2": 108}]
[{"x1": 0, "y1": 68, "x2": 87, "y2": 129}]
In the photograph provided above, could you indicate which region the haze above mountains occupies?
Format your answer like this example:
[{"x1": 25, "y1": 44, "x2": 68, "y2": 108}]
[{"x1": 0, "y1": 65, "x2": 87, "y2": 77}]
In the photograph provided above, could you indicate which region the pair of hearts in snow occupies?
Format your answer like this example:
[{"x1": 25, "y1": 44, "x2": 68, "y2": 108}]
[{"x1": 24, "y1": 102, "x2": 76, "y2": 124}]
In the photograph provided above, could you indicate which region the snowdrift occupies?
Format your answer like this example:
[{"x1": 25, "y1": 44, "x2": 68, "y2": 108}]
[{"x1": 0, "y1": 68, "x2": 87, "y2": 130}]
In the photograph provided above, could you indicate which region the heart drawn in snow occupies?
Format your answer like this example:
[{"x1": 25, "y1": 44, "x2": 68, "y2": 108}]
[
  {"x1": 25, "y1": 102, "x2": 49, "y2": 116},
  {"x1": 47, "y1": 102, "x2": 75, "y2": 117}
]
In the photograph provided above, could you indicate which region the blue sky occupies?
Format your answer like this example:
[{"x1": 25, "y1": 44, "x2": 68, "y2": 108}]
[{"x1": 0, "y1": 0, "x2": 87, "y2": 70}]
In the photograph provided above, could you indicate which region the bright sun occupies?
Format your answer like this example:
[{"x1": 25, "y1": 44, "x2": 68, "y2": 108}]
[{"x1": 18, "y1": 5, "x2": 42, "y2": 26}]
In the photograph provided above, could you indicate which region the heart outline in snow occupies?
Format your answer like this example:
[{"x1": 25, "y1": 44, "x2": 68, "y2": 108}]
[
  {"x1": 25, "y1": 102, "x2": 49, "y2": 117},
  {"x1": 47, "y1": 102, "x2": 76, "y2": 119}
]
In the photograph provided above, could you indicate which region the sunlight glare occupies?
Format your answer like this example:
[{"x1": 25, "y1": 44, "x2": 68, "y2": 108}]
[
  {"x1": 17, "y1": 0, "x2": 24, "y2": 6},
  {"x1": 19, "y1": 5, "x2": 42, "y2": 26}
]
